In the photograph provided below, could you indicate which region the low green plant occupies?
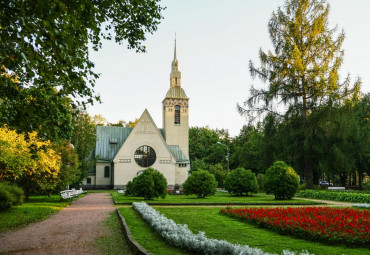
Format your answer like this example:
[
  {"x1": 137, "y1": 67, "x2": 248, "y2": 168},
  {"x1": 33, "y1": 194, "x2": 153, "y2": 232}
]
[
  {"x1": 224, "y1": 168, "x2": 258, "y2": 196},
  {"x1": 263, "y1": 161, "x2": 299, "y2": 200},
  {"x1": 183, "y1": 170, "x2": 217, "y2": 198},
  {"x1": 363, "y1": 181, "x2": 370, "y2": 192},
  {"x1": 296, "y1": 190, "x2": 370, "y2": 203},
  {"x1": 0, "y1": 183, "x2": 24, "y2": 210},
  {"x1": 125, "y1": 168, "x2": 167, "y2": 200}
]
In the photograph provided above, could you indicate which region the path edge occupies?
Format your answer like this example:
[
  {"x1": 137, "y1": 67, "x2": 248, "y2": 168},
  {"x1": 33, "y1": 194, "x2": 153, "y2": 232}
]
[{"x1": 116, "y1": 208, "x2": 151, "y2": 255}]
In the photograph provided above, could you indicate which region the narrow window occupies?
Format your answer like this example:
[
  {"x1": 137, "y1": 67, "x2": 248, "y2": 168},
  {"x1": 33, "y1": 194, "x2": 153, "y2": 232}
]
[
  {"x1": 175, "y1": 77, "x2": 177, "y2": 85},
  {"x1": 104, "y1": 166, "x2": 110, "y2": 178},
  {"x1": 87, "y1": 178, "x2": 91, "y2": 185},
  {"x1": 175, "y1": 105, "x2": 180, "y2": 124}
]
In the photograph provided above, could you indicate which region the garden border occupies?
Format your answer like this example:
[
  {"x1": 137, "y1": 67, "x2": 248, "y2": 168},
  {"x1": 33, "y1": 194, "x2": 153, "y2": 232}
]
[
  {"x1": 113, "y1": 199, "x2": 325, "y2": 206},
  {"x1": 116, "y1": 209, "x2": 151, "y2": 255}
]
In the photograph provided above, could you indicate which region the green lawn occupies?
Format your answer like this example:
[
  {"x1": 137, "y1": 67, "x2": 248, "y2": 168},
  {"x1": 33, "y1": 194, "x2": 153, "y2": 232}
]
[
  {"x1": 113, "y1": 191, "x2": 320, "y2": 204},
  {"x1": 0, "y1": 195, "x2": 71, "y2": 232},
  {"x1": 94, "y1": 211, "x2": 134, "y2": 255},
  {"x1": 119, "y1": 206, "x2": 369, "y2": 255}
]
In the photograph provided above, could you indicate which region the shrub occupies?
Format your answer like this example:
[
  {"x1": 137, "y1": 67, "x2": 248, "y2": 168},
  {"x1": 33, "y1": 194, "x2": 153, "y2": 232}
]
[
  {"x1": 126, "y1": 168, "x2": 167, "y2": 200},
  {"x1": 363, "y1": 181, "x2": 370, "y2": 192},
  {"x1": 296, "y1": 190, "x2": 370, "y2": 203},
  {"x1": 0, "y1": 186, "x2": 12, "y2": 211},
  {"x1": 0, "y1": 182, "x2": 24, "y2": 210},
  {"x1": 183, "y1": 170, "x2": 217, "y2": 198},
  {"x1": 263, "y1": 161, "x2": 299, "y2": 200},
  {"x1": 224, "y1": 168, "x2": 258, "y2": 196},
  {"x1": 124, "y1": 180, "x2": 134, "y2": 196},
  {"x1": 6, "y1": 184, "x2": 24, "y2": 205}
]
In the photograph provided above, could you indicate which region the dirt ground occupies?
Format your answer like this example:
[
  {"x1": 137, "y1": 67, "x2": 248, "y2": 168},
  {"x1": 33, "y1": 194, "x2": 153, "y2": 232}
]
[{"x1": 0, "y1": 193, "x2": 119, "y2": 255}]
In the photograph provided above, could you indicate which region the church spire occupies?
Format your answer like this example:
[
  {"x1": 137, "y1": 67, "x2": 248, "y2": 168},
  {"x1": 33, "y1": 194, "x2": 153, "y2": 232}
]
[{"x1": 170, "y1": 36, "x2": 181, "y2": 88}]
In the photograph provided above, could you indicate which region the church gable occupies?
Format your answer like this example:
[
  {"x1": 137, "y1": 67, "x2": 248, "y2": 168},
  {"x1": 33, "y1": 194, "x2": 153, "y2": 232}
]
[{"x1": 113, "y1": 109, "x2": 175, "y2": 164}]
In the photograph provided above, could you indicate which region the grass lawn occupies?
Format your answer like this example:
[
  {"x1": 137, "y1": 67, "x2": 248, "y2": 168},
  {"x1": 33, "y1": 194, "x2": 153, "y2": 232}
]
[
  {"x1": 113, "y1": 191, "x2": 320, "y2": 204},
  {"x1": 0, "y1": 195, "x2": 72, "y2": 232},
  {"x1": 119, "y1": 206, "x2": 369, "y2": 255},
  {"x1": 94, "y1": 211, "x2": 134, "y2": 255}
]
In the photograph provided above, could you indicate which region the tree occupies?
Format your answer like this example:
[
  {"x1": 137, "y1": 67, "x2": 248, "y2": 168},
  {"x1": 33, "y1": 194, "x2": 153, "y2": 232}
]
[
  {"x1": 0, "y1": 84, "x2": 74, "y2": 142},
  {"x1": 71, "y1": 110, "x2": 96, "y2": 183},
  {"x1": 53, "y1": 141, "x2": 80, "y2": 192},
  {"x1": 224, "y1": 168, "x2": 258, "y2": 196},
  {"x1": 0, "y1": 126, "x2": 32, "y2": 182},
  {"x1": 263, "y1": 161, "x2": 299, "y2": 200},
  {"x1": 238, "y1": 0, "x2": 360, "y2": 188},
  {"x1": 0, "y1": 0, "x2": 164, "y2": 107},
  {"x1": 183, "y1": 170, "x2": 217, "y2": 198}
]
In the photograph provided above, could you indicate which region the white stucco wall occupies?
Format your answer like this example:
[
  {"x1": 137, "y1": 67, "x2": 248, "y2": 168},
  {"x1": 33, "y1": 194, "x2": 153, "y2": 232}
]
[{"x1": 113, "y1": 110, "x2": 177, "y2": 186}]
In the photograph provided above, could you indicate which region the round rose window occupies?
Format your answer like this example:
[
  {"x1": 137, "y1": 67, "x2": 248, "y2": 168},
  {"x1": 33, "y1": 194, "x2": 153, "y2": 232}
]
[{"x1": 134, "y1": 145, "x2": 156, "y2": 167}]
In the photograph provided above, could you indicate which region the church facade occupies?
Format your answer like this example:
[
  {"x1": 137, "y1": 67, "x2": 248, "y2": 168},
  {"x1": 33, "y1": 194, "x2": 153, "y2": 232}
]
[{"x1": 83, "y1": 41, "x2": 190, "y2": 189}]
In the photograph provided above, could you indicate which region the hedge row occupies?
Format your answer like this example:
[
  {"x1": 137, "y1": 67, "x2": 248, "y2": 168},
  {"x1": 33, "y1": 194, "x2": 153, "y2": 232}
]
[{"x1": 296, "y1": 190, "x2": 370, "y2": 203}]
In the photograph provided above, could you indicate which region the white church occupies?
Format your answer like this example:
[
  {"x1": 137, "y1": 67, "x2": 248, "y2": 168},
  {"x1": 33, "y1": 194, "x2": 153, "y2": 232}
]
[{"x1": 83, "y1": 41, "x2": 190, "y2": 189}]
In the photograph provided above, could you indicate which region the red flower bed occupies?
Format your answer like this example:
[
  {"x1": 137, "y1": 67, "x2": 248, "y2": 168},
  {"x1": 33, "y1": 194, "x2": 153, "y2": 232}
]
[{"x1": 220, "y1": 206, "x2": 369, "y2": 246}]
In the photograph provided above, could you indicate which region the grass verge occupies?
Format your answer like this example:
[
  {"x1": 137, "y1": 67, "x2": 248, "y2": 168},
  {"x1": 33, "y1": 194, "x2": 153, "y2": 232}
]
[
  {"x1": 119, "y1": 206, "x2": 369, "y2": 255},
  {"x1": 0, "y1": 195, "x2": 71, "y2": 232},
  {"x1": 94, "y1": 211, "x2": 134, "y2": 255},
  {"x1": 114, "y1": 191, "x2": 319, "y2": 204}
]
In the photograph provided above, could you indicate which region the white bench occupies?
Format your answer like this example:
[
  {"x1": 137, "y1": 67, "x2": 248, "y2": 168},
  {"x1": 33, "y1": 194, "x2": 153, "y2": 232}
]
[{"x1": 328, "y1": 187, "x2": 345, "y2": 190}]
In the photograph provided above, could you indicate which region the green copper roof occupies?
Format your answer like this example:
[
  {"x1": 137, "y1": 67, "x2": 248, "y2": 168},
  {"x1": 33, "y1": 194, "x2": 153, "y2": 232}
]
[
  {"x1": 168, "y1": 145, "x2": 189, "y2": 163},
  {"x1": 165, "y1": 87, "x2": 188, "y2": 99},
  {"x1": 95, "y1": 125, "x2": 166, "y2": 162}
]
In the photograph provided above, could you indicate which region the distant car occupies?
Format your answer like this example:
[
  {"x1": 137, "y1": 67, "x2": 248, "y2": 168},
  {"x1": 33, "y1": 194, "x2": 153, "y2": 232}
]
[{"x1": 319, "y1": 181, "x2": 333, "y2": 186}]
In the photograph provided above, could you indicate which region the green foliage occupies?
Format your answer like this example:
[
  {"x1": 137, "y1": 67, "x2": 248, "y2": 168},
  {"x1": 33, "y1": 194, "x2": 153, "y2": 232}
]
[
  {"x1": 208, "y1": 163, "x2": 228, "y2": 188},
  {"x1": 0, "y1": 0, "x2": 164, "y2": 107},
  {"x1": 257, "y1": 174, "x2": 264, "y2": 192},
  {"x1": 125, "y1": 181, "x2": 134, "y2": 196},
  {"x1": 183, "y1": 170, "x2": 217, "y2": 198},
  {"x1": 53, "y1": 142, "x2": 80, "y2": 192},
  {"x1": 71, "y1": 110, "x2": 96, "y2": 183},
  {"x1": 238, "y1": 0, "x2": 361, "y2": 189},
  {"x1": 0, "y1": 182, "x2": 24, "y2": 210},
  {"x1": 127, "y1": 168, "x2": 167, "y2": 200},
  {"x1": 224, "y1": 168, "x2": 258, "y2": 196},
  {"x1": 263, "y1": 161, "x2": 299, "y2": 200},
  {"x1": 296, "y1": 190, "x2": 370, "y2": 203},
  {"x1": 364, "y1": 181, "x2": 370, "y2": 192},
  {"x1": 189, "y1": 127, "x2": 230, "y2": 166}
]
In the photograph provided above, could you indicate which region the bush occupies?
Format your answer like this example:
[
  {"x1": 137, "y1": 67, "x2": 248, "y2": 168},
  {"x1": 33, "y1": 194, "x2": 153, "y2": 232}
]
[
  {"x1": 183, "y1": 170, "x2": 217, "y2": 198},
  {"x1": 0, "y1": 183, "x2": 24, "y2": 210},
  {"x1": 363, "y1": 181, "x2": 370, "y2": 192},
  {"x1": 125, "y1": 168, "x2": 167, "y2": 200},
  {"x1": 296, "y1": 190, "x2": 370, "y2": 203},
  {"x1": 0, "y1": 187, "x2": 12, "y2": 211},
  {"x1": 224, "y1": 168, "x2": 258, "y2": 196},
  {"x1": 263, "y1": 161, "x2": 299, "y2": 200}
]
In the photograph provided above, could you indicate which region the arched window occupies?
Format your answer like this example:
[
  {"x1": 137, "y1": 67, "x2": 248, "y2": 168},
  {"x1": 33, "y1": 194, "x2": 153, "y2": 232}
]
[
  {"x1": 175, "y1": 105, "x2": 180, "y2": 124},
  {"x1": 104, "y1": 166, "x2": 110, "y2": 178}
]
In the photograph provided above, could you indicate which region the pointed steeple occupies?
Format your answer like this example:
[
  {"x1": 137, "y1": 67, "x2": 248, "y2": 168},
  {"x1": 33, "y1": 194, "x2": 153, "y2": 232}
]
[{"x1": 170, "y1": 36, "x2": 181, "y2": 88}]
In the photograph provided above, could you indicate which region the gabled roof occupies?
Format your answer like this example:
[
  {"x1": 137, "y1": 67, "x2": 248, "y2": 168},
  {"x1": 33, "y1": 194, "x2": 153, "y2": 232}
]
[
  {"x1": 168, "y1": 145, "x2": 189, "y2": 163},
  {"x1": 95, "y1": 125, "x2": 166, "y2": 162}
]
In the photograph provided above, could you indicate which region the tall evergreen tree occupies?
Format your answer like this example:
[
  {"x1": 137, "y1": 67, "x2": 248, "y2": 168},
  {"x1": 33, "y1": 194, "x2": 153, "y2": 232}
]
[{"x1": 238, "y1": 0, "x2": 360, "y2": 188}]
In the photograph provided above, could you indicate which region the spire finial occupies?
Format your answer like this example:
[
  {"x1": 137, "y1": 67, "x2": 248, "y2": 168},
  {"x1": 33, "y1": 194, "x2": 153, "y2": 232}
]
[{"x1": 174, "y1": 33, "x2": 177, "y2": 60}]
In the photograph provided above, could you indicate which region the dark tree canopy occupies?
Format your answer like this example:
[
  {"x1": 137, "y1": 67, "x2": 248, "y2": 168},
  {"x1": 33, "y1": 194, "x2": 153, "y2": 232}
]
[{"x1": 0, "y1": 0, "x2": 164, "y2": 106}]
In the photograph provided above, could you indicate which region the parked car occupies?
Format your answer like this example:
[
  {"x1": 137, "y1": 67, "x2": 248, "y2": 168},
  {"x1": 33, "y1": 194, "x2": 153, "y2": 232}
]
[{"x1": 319, "y1": 181, "x2": 333, "y2": 186}]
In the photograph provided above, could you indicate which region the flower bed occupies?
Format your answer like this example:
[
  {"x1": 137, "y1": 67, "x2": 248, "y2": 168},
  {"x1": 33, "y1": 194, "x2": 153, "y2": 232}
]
[
  {"x1": 353, "y1": 203, "x2": 370, "y2": 209},
  {"x1": 296, "y1": 190, "x2": 370, "y2": 203},
  {"x1": 220, "y1": 206, "x2": 369, "y2": 246},
  {"x1": 132, "y1": 202, "x2": 311, "y2": 255}
]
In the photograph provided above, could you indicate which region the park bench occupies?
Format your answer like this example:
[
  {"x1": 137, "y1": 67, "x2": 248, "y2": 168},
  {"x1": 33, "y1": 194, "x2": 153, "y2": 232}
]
[
  {"x1": 328, "y1": 187, "x2": 345, "y2": 191},
  {"x1": 60, "y1": 188, "x2": 85, "y2": 200}
]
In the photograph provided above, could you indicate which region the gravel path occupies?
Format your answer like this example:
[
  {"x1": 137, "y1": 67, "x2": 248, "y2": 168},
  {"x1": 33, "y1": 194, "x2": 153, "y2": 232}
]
[{"x1": 0, "y1": 193, "x2": 117, "y2": 255}]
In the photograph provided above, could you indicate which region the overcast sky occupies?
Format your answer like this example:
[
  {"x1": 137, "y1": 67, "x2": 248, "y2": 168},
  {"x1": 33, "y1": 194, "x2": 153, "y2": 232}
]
[{"x1": 88, "y1": 0, "x2": 370, "y2": 137}]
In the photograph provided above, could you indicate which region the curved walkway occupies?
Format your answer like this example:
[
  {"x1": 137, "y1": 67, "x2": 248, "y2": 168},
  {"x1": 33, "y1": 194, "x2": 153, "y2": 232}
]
[
  {"x1": 294, "y1": 197, "x2": 356, "y2": 207},
  {"x1": 0, "y1": 193, "x2": 115, "y2": 255}
]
